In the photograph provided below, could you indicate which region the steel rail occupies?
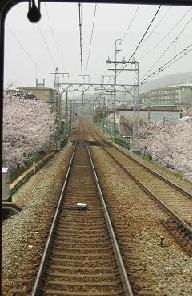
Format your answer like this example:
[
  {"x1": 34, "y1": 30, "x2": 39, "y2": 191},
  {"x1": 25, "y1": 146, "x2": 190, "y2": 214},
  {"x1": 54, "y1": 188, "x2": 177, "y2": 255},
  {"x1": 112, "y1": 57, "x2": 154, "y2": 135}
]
[
  {"x1": 94, "y1": 127, "x2": 192, "y2": 200},
  {"x1": 102, "y1": 145, "x2": 192, "y2": 241},
  {"x1": 31, "y1": 141, "x2": 77, "y2": 296},
  {"x1": 113, "y1": 143, "x2": 192, "y2": 200},
  {"x1": 86, "y1": 143, "x2": 134, "y2": 296},
  {"x1": 87, "y1": 124, "x2": 192, "y2": 244},
  {"x1": 31, "y1": 137, "x2": 134, "y2": 296}
]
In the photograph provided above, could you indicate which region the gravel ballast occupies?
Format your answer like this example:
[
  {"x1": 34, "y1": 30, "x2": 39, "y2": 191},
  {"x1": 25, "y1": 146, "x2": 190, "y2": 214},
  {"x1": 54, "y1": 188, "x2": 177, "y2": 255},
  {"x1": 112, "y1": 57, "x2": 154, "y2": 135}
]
[
  {"x1": 2, "y1": 143, "x2": 74, "y2": 295},
  {"x1": 90, "y1": 146, "x2": 192, "y2": 296},
  {"x1": 114, "y1": 142, "x2": 192, "y2": 194}
]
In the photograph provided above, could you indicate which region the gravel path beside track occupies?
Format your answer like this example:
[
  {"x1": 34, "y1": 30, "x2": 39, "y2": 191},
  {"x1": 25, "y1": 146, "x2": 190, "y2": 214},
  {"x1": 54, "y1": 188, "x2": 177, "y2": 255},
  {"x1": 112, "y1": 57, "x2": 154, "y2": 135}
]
[
  {"x1": 2, "y1": 143, "x2": 73, "y2": 296},
  {"x1": 114, "y1": 143, "x2": 192, "y2": 194},
  {"x1": 90, "y1": 146, "x2": 192, "y2": 296},
  {"x1": 91, "y1": 127, "x2": 192, "y2": 193},
  {"x1": 106, "y1": 147, "x2": 192, "y2": 227}
]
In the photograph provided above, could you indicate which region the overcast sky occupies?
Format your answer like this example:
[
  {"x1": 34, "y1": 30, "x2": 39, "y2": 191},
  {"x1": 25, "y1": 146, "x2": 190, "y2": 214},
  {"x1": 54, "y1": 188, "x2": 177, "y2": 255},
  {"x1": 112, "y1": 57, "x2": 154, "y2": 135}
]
[{"x1": 4, "y1": 2, "x2": 192, "y2": 90}]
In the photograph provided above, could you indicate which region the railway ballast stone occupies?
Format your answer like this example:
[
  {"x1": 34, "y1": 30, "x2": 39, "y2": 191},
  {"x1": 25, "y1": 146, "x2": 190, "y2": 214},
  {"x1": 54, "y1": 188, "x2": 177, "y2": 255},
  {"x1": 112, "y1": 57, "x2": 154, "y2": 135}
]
[
  {"x1": 2, "y1": 143, "x2": 73, "y2": 295},
  {"x1": 90, "y1": 146, "x2": 192, "y2": 296}
]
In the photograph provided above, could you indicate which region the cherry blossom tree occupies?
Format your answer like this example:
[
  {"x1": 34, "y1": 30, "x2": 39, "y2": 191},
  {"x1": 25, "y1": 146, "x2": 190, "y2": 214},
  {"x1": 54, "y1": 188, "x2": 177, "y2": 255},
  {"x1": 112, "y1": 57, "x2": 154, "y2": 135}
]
[
  {"x1": 3, "y1": 91, "x2": 56, "y2": 169},
  {"x1": 139, "y1": 120, "x2": 192, "y2": 179},
  {"x1": 183, "y1": 107, "x2": 192, "y2": 116}
]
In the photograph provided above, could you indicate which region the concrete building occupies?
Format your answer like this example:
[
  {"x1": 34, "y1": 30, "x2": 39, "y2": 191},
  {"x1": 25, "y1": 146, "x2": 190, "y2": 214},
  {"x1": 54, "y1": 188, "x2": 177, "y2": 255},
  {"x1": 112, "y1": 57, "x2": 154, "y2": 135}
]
[
  {"x1": 107, "y1": 108, "x2": 182, "y2": 137},
  {"x1": 115, "y1": 108, "x2": 181, "y2": 123},
  {"x1": 140, "y1": 85, "x2": 192, "y2": 108},
  {"x1": 19, "y1": 86, "x2": 61, "y2": 116}
]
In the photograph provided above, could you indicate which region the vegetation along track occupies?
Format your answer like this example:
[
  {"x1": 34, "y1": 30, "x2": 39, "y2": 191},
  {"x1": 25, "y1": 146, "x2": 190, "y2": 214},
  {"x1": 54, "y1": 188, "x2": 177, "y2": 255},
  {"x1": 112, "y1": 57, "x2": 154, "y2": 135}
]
[
  {"x1": 31, "y1": 139, "x2": 133, "y2": 296},
  {"x1": 86, "y1": 122, "x2": 192, "y2": 255}
]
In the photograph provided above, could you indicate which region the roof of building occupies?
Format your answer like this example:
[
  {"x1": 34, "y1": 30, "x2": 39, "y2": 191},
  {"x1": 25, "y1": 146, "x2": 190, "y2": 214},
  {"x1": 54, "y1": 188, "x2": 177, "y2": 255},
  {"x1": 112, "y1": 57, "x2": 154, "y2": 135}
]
[
  {"x1": 19, "y1": 86, "x2": 54, "y2": 91},
  {"x1": 116, "y1": 106, "x2": 181, "y2": 112},
  {"x1": 142, "y1": 84, "x2": 192, "y2": 94}
]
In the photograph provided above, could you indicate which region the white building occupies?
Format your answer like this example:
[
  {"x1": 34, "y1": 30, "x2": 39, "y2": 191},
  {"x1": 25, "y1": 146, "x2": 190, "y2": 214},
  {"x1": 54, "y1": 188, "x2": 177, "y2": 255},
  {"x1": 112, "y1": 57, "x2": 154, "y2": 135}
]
[{"x1": 141, "y1": 85, "x2": 192, "y2": 108}]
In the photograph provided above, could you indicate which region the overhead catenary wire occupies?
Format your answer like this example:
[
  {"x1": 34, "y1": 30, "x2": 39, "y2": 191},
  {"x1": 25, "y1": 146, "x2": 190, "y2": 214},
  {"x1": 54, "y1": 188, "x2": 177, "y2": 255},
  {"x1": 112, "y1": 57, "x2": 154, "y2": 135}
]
[
  {"x1": 143, "y1": 15, "x2": 192, "y2": 78},
  {"x1": 128, "y1": 5, "x2": 162, "y2": 61},
  {"x1": 159, "y1": 43, "x2": 192, "y2": 71},
  {"x1": 105, "y1": 6, "x2": 140, "y2": 87},
  {"x1": 44, "y1": 3, "x2": 65, "y2": 71},
  {"x1": 78, "y1": 2, "x2": 83, "y2": 74},
  {"x1": 163, "y1": 46, "x2": 192, "y2": 71},
  {"x1": 85, "y1": 3, "x2": 97, "y2": 71},
  {"x1": 117, "y1": 5, "x2": 162, "y2": 76},
  {"x1": 123, "y1": 43, "x2": 192, "y2": 96},
  {"x1": 139, "y1": 6, "x2": 171, "y2": 48},
  {"x1": 105, "y1": 6, "x2": 139, "y2": 85},
  {"x1": 141, "y1": 42, "x2": 192, "y2": 84},
  {"x1": 6, "y1": 24, "x2": 38, "y2": 75},
  {"x1": 140, "y1": 6, "x2": 192, "y2": 60},
  {"x1": 127, "y1": 43, "x2": 192, "y2": 94},
  {"x1": 36, "y1": 24, "x2": 57, "y2": 69},
  {"x1": 121, "y1": 6, "x2": 139, "y2": 42}
]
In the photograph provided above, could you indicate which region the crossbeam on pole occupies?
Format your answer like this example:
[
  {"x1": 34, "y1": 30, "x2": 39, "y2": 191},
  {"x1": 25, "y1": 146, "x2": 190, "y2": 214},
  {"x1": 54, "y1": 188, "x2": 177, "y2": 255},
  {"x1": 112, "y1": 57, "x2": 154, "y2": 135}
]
[{"x1": 59, "y1": 82, "x2": 135, "y2": 87}]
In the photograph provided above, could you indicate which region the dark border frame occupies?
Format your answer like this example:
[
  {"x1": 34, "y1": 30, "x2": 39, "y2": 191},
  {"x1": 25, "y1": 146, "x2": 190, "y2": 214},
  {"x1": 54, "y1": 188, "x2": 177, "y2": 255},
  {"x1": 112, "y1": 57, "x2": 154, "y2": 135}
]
[{"x1": 0, "y1": 0, "x2": 192, "y2": 165}]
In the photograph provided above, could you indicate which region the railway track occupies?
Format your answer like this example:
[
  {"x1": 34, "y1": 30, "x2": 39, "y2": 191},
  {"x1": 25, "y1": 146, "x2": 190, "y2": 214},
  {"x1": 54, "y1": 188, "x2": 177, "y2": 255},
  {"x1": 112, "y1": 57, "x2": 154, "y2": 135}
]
[
  {"x1": 4, "y1": 122, "x2": 191, "y2": 295},
  {"x1": 31, "y1": 140, "x2": 133, "y2": 296},
  {"x1": 86, "y1": 123, "x2": 192, "y2": 254}
]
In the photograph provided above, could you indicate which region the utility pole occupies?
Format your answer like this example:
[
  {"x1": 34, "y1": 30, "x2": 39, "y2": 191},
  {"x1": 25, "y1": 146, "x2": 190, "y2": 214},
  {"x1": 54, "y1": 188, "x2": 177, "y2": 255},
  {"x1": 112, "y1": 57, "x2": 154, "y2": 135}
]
[
  {"x1": 65, "y1": 90, "x2": 68, "y2": 121},
  {"x1": 102, "y1": 95, "x2": 106, "y2": 133},
  {"x1": 106, "y1": 39, "x2": 122, "y2": 137},
  {"x1": 50, "y1": 67, "x2": 60, "y2": 150},
  {"x1": 50, "y1": 68, "x2": 69, "y2": 118},
  {"x1": 57, "y1": 80, "x2": 136, "y2": 133},
  {"x1": 132, "y1": 61, "x2": 140, "y2": 150},
  {"x1": 69, "y1": 100, "x2": 72, "y2": 133},
  {"x1": 106, "y1": 51, "x2": 140, "y2": 148},
  {"x1": 50, "y1": 67, "x2": 69, "y2": 150},
  {"x1": 68, "y1": 100, "x2": 82, "y2": 131},
  {"x1": 104, "y1": 90, "x2": 115, "y2": 135},
  {"x1": 78, "y1": 74, "x2": 90, "y2": 105}
]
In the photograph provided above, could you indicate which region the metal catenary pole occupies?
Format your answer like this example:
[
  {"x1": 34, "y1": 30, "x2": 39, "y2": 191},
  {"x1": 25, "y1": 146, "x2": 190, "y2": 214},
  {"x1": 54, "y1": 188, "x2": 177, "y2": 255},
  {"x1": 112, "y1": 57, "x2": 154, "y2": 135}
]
[
  {"x1": 65, "y1": 90, "x2": 68, "y2": 121},
  {"x1": 50, "y1": 68, "x2": 69, "y2": 150},
  {"x1": 114, "y1": 39, "x2": 122, "y2": 137},
  {"x1": 132, "y1": 61, "x2": 140, "y2": 150}
]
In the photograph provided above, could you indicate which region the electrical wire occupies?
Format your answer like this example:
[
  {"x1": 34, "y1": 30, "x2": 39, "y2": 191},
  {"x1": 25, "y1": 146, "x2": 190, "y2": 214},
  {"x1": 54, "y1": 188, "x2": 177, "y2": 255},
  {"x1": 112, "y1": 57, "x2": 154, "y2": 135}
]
[
  {"x1": 143, "y1": 15, "x2": 192, "y2": 78},
  {"x1": 121, "y1": 6, "x2": 139, "y2": 41},
  {"x1": 37, "y1": 24, "x2": 56, "y2": 69},
  {"x1": 139, "y1": 6, "x2": 171, "y2": 48},
  {"x1": 117, "y1": 5, "x2": 162, "y2": 76},
  {"x1": 78, "y1": 2, "x2": 83, "y2": 74},
  {"x1": 85, "y1": 3, "x2": 97, "y2": 71},
  {"x1": 140, "y1": 7, "x2": 192, "y2": 60},
  {"x1": 159, "y1": 43, "x2": 192, "y2": 71},
  {"x1": 129, "y1": 5, "x2": 162, "y2": 61},
  {"x1": 105, "y1": 6, "x2": 139, "y2": 85},
  {"x1": 6, "y1": 24, "x2": 37, "y2": 72},
  {"x1": 141, "y1": 42, "x2": 192, "y2": 84},
  {"x1": 44, "y1": 3, "x2": 65, "y2": 71}
]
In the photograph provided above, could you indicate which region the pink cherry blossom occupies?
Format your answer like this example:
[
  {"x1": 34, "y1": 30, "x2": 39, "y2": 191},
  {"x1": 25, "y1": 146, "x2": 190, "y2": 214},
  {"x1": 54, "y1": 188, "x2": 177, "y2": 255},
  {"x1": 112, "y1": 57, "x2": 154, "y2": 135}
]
[
  {"x1": 139, "y1": 120, "x2": 192, "y2": 180},
  {"x1": 3, "y1": 91, "x2": 56, "y2": 169}
]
